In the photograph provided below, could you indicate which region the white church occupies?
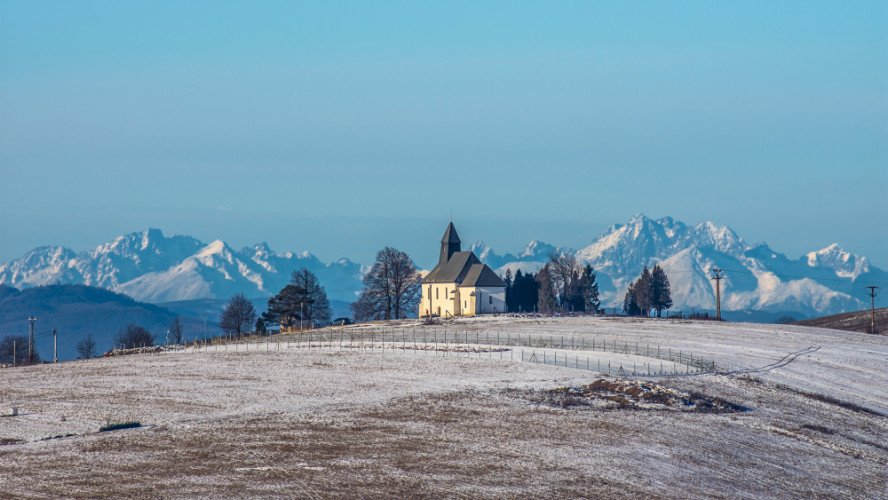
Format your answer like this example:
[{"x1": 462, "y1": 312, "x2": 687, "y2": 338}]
[{"x1": 420, "y1": 222, "x2": 507, "y2": 318}]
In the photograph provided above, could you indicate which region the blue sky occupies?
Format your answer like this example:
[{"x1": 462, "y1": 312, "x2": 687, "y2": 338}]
[{"x1": 1, "y1": 1, "x2": 886, "y2": 270}]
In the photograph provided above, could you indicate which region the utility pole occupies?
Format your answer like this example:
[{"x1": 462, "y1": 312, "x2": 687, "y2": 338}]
[
  {"x1": 865, "y1": 286, "x2": 880, "y2": 334},
  {"x1": 27, "y1": 317, "x2": 37, "y2": 365},
  {"x1": 53, "y1": 329, "x2": 57, "y2": 363},
  {"x1": 711, "y1": 269, "x2": 724, "y2": 321}
]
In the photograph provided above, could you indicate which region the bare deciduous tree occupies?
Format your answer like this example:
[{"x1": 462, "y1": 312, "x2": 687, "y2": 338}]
[
  {"x1": 352, "y1": 247, "x2": 421, "y2": 321},
  {"x1": 0, "y1": 334, "x2": 39, "y2": 365},
  {"x1": 114, "y1": 324, "x2": 155, "y2": 349},
  {"x1": 290, "y1": 268, "x2": 332, "y2": 326},
  {"x1": 351, "y1": 290, "x2": 380, "y2": 322},
  {"x1": 168, "y1": 315, "x2": 185, "y2": 344},
  {"x1": 547, "y1": 253, "x2": 599, "y2": 312},
  {"x1": 548, "y1": 252, "x2": 579, "y2": 306},
  {"x1": 76, "y1": 333, "x2": 97, "y2": 359},
  {"x1": 220, "y1": 293, "x2": 257, "y2": 339}
]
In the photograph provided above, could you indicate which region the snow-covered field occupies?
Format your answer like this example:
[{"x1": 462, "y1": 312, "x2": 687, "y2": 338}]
[{"x1": 1, "y1": 316, "x2": 886, "y2": 499}]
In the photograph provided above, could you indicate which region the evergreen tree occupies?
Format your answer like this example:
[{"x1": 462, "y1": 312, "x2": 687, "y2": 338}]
[
  {"x1": 510, "y1": 270, "x2": 540, "y2": 313},
  {"x1": 579, "y1": 264, "x2": 600, "y2": 313},
  {"x1": 503, "y1": 268, "x2": 513, "y2": 312},
  {"x1": 263, "y1": 285, "x2": 311, "y2": 329},
  {"x1": 623, "y1": 281, "x2": 640, "y2": 316},
  {"x1": 649, "y1": 265, "x2": 673, "y2": 318},
  {"x1": 535, "y1": 264, "x2": 557, "y2": 314},
  {"x1": 633, "y1": 266, "x2": 653, "y2": 317},
  {"x1": 565, "y1": 269, "x2": 583, "y2": 312}
]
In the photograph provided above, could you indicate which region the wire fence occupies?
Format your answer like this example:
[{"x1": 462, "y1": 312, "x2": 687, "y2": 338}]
[{"x1": 180, "y1": 326, "x2": 716, "y2": 377}]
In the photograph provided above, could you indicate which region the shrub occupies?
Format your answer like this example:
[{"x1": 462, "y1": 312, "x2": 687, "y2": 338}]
[{"x1": 99, "y1": 421, "x2": 142, "y2": 432}]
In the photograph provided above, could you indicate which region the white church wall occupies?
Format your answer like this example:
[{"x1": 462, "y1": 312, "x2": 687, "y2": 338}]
[{"x1": 475, "y1": 286, "x2": 506, "y2": 314}]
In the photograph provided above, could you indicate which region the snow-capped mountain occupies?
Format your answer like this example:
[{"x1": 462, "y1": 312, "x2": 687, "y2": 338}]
[
  {"x1": 482, "y1": 214, "x2": 885, "y2": 318},
  {"x1": 469, "y1": 240, "x2": 572, "y2": 276},
  {"x1": 1, "y1": 218, "x2": 883, "y2": 319},
  {"x1": 0, "y1": 229, "x2": 364, "y2": 303}
]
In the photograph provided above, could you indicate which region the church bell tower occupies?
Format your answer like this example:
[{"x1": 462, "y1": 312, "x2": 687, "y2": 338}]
[{"x1": 439, "y1": 221, "x2": 461, "y2": 264}]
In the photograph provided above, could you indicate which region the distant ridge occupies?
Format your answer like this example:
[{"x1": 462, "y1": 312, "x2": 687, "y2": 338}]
[
  {"x1": 793, "y1": 308, "x2": 888, "y2": 335},
  {"x1": 0, "y1": 284, "x2": 208, "y2": 361}
]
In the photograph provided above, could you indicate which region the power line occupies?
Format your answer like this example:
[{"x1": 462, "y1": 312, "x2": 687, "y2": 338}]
[
  {"x1": 865, "y1": 286, "x2": 880, "y2": 334},
  {"x1": 656, "y1": 265, "x2": 880, "y2": 284},
  {"x1": 27, "y1": 317, "x2": 37, "y2": 365},
  {"x1": 711, "y1": 269, "x2": 724, "y2": 321}
]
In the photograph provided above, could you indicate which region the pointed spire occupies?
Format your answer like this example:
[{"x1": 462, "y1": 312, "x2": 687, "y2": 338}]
[
  {"x1": 439, "y1": 221, "x2": 461, "y2": 264},
  {"x1": 441, "y1": 221, "x2": 461, "y2": 245}
]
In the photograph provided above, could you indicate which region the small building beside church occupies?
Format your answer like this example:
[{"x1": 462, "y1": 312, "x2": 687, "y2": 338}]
[{"x1": 420, "y1": 222, "x2": 507, "y2": 317}]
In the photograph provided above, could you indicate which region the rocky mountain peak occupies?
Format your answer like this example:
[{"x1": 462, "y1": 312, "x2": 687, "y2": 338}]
[{"x1": 807, "y1": 244, "x2": 870, "y2": 279}]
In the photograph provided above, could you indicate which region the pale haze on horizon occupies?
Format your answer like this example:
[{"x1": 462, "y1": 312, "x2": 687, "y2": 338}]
[{"x1": 1, "y1": 1, "x2": 886, "y2": 271}]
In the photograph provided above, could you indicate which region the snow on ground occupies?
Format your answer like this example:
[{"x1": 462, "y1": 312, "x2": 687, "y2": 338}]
[{"x1": 1, "y1": 316, "x2": 886, "y2": 498}]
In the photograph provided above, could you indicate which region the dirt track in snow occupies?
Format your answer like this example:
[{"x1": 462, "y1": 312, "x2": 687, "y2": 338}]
[{"x1": 1, "y1": 316, "x2": 886, "y2": 499}]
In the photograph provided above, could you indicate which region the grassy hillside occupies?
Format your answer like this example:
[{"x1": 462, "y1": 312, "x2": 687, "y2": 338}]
[
  {"x1": 793, "y1": 307, "x2": 888, "y2": 334},
  {"x1": 1, "y1": 316, "x2": 885, "y2": 498}
]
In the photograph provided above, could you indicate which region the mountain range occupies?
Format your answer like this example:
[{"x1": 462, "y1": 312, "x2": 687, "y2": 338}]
[
  {"x1": 475, "y1": 215, "x2": 885, "y2": 319},
  {"x1": 0, "y1": 228, "x2": 364, "y2": 303},
  {"x1": 1, "y1": 215, "x2": 884, "y2": 321}
]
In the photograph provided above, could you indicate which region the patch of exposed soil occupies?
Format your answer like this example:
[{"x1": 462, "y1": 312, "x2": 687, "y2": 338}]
[{"x1": 513, "y1": 378, "x2": 749, "y2": 412}]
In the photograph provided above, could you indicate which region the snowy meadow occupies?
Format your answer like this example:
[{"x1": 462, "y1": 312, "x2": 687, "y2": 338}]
[{"x1": 1, "y1": 316, "x2": 886, "y2": 498}]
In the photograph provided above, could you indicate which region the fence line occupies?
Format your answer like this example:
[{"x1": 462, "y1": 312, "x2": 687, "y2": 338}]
[{"x1": 194, "y1": 327, "x2": 717, "y2": 377}]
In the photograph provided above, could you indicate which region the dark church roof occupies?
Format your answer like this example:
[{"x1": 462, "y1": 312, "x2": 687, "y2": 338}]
[
  {"x1": 423, "y1": 222, "x2": 506, "y2": 288},
  {"x1": 424, "y1": 251, "x2": 479, "y2": 283},
  {"x1": 461, "y1": 263, "x2": 506, "y2": 287}
]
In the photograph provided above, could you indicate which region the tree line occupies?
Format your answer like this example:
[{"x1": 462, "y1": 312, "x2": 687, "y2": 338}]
[
  {"x1": 503, "y1": 253, "x2": 600, "y2": 315},
  {"x1": 0, "y1": 249, "x2": 676, "y2": 367},
  {"x1": 1, "y1": 246, "x2": 425, "y2": 365},
  {"x1": 623, "y1": 265, "x2": 672, "y2": 317}
]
